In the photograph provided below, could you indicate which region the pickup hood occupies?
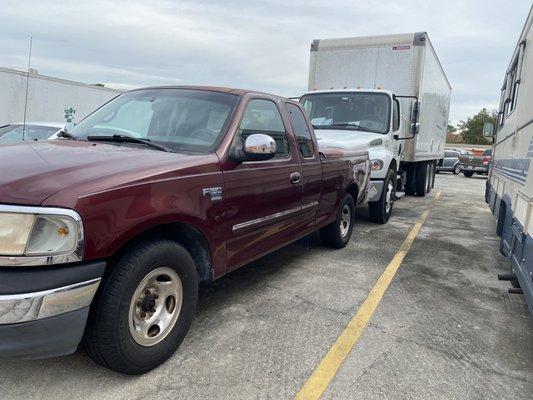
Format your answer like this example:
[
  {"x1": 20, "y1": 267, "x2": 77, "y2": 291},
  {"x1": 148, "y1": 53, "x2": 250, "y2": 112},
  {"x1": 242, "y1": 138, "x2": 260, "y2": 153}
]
[
  {"x1": 0, "y1": 140, "x2": 200, "y2": 205},
  {"x1": 314, "y1": 129, "x2": 386, "y2": 152}
]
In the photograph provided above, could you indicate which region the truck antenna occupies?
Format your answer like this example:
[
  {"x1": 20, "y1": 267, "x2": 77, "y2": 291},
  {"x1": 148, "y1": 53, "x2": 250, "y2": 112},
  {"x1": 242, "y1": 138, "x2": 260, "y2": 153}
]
[{"x1": 22, "y1": 36, "x2": 33, "y2": 141}]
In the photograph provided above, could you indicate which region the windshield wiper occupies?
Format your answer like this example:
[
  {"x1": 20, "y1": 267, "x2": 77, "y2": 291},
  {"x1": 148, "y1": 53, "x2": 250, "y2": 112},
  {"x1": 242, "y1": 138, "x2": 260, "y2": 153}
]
[
  {"x1": 317, "y1": 123, "x2": 384, "y2": 134},
  {"x1": 314, "y1": 123, "x2": 363, "y2": 130},
  {"x1": 57, "y1": 130, "x2": 78, "y2": 140},
  {"x1": 86, "y1": 134, "x2": 173, "y2": 152}
]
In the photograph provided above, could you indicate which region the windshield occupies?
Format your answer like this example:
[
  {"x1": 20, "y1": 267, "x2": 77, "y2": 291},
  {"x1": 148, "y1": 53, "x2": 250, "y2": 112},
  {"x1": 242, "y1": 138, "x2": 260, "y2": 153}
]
[
  {"x1": 0, "y1": 124, "x2": 59, "y2": 143},
  {"x1": 69, "y1": 88, "x2": 239, "y2": 152},
  {"x1": 300, "y1": 92, "x2": 391, "y2": 134}
]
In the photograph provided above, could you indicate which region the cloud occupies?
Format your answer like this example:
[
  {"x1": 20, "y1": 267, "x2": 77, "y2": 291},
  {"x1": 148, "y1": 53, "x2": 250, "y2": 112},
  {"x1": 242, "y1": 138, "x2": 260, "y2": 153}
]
[{"x1": 0, "y1": 0, "x2": 531, "y2": 123}]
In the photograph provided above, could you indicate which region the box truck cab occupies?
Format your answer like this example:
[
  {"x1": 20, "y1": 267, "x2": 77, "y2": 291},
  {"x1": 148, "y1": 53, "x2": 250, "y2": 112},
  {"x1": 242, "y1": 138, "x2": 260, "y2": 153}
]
[
  {"x1": 300, "y1": 89, "x2": 416, "y2": 223},
  {"x1": 303, "y1": 32, "x2": 451, "y2": 223}
]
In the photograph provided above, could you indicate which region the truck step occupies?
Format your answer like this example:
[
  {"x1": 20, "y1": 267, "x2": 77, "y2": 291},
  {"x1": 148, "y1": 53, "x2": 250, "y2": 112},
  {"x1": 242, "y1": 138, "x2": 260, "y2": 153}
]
[{"x1": 395, "y1": 191, "x2": 406, "y2": 199}]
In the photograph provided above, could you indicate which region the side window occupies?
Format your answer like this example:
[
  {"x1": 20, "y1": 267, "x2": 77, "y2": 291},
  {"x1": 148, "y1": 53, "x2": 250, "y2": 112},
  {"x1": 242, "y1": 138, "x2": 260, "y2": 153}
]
[
  {"x1": 239, "y1": 99, "x2": 289, "y2": 157},
  {"x1": 393, "y1": 99, "x2": 400, "y2": 131},
  {"x1": 286, "y1": 103, "x2": 315, "y2": 158},
  {"x1": 444, "y1": 150, "x2": 452, "y2": 158}
]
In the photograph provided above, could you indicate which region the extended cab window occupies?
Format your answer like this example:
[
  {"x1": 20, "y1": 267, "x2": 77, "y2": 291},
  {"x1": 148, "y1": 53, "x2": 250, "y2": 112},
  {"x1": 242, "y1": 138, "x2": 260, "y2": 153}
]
[
  {"x1": 286, "y1": 103, "x2": 314, "y2": 158},
  {"x1": 239, "y1": 99, "x2": 289, "y2": 158}
]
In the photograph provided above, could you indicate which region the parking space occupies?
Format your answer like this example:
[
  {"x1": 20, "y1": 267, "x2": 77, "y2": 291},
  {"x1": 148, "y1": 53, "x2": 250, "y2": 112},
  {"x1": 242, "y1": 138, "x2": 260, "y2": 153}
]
[{"x1": 1, "y1": 173, "x2": 532, "y2": 400}]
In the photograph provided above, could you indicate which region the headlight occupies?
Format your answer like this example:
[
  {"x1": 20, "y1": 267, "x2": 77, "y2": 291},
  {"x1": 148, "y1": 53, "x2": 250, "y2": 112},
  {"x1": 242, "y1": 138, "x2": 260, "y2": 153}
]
[
  {"x1": 0, "y1": 206, "x2": 83, "y2": 264},
  {"x1": 370, "y1": 159, "x2": 384, "y2": 171}
]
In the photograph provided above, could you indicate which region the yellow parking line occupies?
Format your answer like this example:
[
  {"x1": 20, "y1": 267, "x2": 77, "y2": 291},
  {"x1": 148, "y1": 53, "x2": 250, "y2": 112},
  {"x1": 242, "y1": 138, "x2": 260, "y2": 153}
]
[{"x1": 295, "y1": 191, "x2": 442, "y2": 400}]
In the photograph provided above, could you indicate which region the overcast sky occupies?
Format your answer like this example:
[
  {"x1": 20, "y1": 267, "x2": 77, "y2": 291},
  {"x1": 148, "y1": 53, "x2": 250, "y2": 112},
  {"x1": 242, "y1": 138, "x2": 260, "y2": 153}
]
[{"x1": 1, "y1": 0, "x2": 531, "y2": 124}]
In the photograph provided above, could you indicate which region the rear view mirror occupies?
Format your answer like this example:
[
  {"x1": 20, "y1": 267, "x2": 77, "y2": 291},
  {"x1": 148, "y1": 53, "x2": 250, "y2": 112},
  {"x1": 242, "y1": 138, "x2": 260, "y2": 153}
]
[
  {"x1": 244, "y1": 134, "x2": 277, "y2": 160},
  {"x1": 410, "y1": 101, "x2": 420, "y2": 122},
  {"x1": 483, "y1": 122, "x2": 494, "y2": 140},
  {"x1": 229, "y1": 133, "x2": 277, "y2": 162}
]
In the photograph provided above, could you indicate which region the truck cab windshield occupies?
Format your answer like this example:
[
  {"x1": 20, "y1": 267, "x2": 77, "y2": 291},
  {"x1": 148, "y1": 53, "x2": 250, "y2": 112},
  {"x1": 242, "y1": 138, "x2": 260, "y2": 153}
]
[
  {"x1": 68, "y1": 88, "x2": 239, "y2": 153},
  {"x1": 300, "y1": 92, "x2": 391, "y2": 134}
]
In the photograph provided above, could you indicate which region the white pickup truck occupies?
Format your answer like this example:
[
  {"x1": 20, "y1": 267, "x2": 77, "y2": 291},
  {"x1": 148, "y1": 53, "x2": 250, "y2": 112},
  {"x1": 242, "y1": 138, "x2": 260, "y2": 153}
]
[{"x1": 301, "y1": 32, "x2": 451, "y2": 223}]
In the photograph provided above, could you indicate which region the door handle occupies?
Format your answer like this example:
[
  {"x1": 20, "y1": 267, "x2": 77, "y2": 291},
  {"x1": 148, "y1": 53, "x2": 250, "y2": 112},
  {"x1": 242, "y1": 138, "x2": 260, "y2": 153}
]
[{"x1": 290, "y1": 172, "x2": 301, "y2": 184}]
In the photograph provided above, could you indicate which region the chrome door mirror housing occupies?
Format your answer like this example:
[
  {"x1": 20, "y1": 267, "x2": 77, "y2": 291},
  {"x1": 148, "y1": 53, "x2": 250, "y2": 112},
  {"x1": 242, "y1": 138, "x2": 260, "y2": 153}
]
[
  {"x1": 244, "y1": 134, "x2": 276, "y2": 160},
  {"x1": 229, "y1": 133, "x2": 277, "y2": 162}
]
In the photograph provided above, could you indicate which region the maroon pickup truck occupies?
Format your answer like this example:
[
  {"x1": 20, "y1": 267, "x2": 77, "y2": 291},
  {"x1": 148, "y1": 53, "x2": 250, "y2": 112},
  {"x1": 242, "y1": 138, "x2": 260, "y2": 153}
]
[{"x1": 0, "y1": 86, "x2": 369, "y2": 374}]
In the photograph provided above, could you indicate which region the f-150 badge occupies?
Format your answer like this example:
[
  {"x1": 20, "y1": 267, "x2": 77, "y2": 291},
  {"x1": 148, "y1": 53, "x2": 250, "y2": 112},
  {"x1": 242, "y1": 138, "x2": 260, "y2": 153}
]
[{"x1": 202, "y1": 187, "x2": 223, "y2": 201}]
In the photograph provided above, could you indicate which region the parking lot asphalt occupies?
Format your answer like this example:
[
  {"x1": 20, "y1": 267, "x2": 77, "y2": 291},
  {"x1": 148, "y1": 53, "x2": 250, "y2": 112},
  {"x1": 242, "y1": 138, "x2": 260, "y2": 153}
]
[{"x1": 1, "y1": 173, "x2": 532, "y2": 400}]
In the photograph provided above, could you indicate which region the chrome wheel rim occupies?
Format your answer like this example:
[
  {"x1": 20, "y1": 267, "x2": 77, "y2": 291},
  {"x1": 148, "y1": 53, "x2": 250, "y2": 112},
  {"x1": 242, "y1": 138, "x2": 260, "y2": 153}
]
[
  {"x1": 385, "y1": 181, "x2": 395, "y2": 214},
  {"x1": 339, "y1": 204, "x2": 351, "y2": 237},
  {"x1": 128, "y1": 267, "x2": 183, "y2": 347}
]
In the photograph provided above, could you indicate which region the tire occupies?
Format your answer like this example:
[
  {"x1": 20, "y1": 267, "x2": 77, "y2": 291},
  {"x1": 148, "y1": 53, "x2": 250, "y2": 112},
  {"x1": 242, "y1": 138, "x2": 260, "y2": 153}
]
[
  {"x1": 427, "y1": 162, "x2": 434, "y2": 193},
  {"x1": 464, "y1": 171, "x2": 474, "y2": 177},
  {"x1": 369, "y1": 169, "x2": 396, "y2": 224},
  {"x1": 320, "y1": 193, "x2": 355, "y2": 248},
  {"x1": 84, "y1": 239, "x2": 199, "y2": 375},
  {"x1": 405, "y1": 164, "x2": 416, "y2": 195},
  {"x1": 415, "y1": 162, "x2": 430, "y2": 197},
  {"x1": 453, "y1": 164, "x2": 461, "y2": 175}
]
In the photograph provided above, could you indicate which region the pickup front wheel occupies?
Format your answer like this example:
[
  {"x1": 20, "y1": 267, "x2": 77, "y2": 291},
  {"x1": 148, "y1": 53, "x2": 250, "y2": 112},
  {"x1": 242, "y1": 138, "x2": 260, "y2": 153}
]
[
  {"x1": 320, "y1": 193, "x2": 355, "y2": 248},
  {"x1": 84, "y1": 239, "x2": 198, "y2": 374}
]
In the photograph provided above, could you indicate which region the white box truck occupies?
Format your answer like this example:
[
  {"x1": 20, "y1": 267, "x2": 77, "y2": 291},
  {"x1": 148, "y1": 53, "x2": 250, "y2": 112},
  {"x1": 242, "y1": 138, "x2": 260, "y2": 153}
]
[
  {"x1": 0, "y1": 67, "x2": 123, "y2": 126},
  {"x1": 484, "y1": 5, "x2": 533, "y2": 314},
  {"x1": 300, "y1": 32, "x2": 451, "y2": 223}
]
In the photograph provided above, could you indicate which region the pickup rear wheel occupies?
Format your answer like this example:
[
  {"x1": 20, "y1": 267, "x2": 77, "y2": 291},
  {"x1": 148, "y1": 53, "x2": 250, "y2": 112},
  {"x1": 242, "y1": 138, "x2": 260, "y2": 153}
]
[
  {"x1": 369, "y1": 169, "x2": 396, "y2": 224},
  {"x1": 464, "y1": 170, "x2": 474, "y2": 177},
  {"x1": 84, "y1": 239, "x2": 198, "y2": 375},
  {"x1": 320, "y1": 193, "x2": 355, "y2": 248}
]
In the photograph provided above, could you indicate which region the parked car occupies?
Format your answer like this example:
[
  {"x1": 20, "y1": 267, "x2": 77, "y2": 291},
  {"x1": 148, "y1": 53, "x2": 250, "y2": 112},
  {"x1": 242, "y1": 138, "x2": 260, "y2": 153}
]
[
  {"x1": 0, "y1": 122, "x2": 64, "y2": 143},
  {"x1": 0, "y1": 86, "x2": 370, "y2": 374},
  {"x1": 437, "y1": 149, "x2": 462, "y2": 174},
  {"x1": 458, "y1": 148, "x2": 492, "y2": 177}
]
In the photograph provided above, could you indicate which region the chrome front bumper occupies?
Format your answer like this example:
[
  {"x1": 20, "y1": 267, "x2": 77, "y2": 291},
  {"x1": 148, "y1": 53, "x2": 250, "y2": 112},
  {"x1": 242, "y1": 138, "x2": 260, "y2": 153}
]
[
  {"x1": 0, "y1": 279, "x2": 100, "y2": 325},
  {"x1": 0, "y1": 260, "x2": 105, "y2": 359}
]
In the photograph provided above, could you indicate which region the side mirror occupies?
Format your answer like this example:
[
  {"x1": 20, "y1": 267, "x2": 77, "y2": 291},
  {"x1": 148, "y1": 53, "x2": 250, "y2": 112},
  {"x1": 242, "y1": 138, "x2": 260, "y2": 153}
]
[
  {"x1": 410, "y1": 101, "x2": 420, "y2": 123},
  {"x1": 230, "y1": 133, "x2": 277, "y2": 162},
  {"x1": 483, "y1": 122, "x2": 494, "y2": 141}
]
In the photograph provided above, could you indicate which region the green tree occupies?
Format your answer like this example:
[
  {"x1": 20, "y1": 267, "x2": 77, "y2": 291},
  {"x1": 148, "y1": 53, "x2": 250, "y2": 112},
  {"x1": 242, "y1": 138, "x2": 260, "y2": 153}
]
[
  {"x1": 458, "y1": 108, "x2": 497, "y2": 144},
  {"x1": 447, "y1": 124, "x2": 456, "y2": 133}
]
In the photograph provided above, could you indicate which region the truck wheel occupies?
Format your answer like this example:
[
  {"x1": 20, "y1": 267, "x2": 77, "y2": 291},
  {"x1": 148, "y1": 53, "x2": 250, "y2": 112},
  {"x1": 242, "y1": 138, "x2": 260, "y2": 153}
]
[
  {"x1": 464, "y1": 171, "x2": 474, "y2": 177},
  {"x1": 453, "y1": 164, "x2": 461, "y2": 175},
  {"x1": 427, "y1": 162, "x2": 434, "y2": 194},
  {"x1": 404, "y1": 164, "x2": 416, "y2": 195},
  {"x1": 369, "y1": 169, "x2": 396, "y2": 224},
  {"x1": 415, "y1": 162, "x2": 430, "y2": 197},
  {"x1": 84, "y1": 239, "x2": 198, "y2": 375},
  {"x1": 320, "y1": 193, "x2": 355, "y2": 248}
]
